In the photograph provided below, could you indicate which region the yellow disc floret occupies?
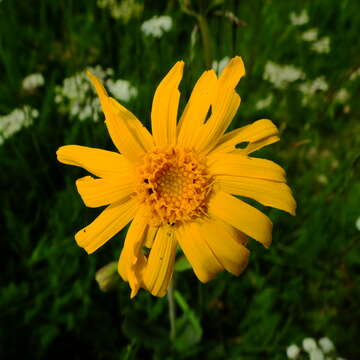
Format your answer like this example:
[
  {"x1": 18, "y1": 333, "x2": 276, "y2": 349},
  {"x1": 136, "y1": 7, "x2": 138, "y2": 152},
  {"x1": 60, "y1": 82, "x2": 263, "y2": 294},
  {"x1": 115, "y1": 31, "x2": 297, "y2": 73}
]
[{"x1": 135, "y1": 147, "x2": 212, "y2": 226}]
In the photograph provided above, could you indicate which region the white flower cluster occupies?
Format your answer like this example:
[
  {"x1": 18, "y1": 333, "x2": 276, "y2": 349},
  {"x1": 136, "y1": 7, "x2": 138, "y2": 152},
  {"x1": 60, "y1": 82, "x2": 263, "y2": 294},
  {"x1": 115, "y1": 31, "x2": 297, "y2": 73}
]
[
  {"x1": 350, "y1": 67, "x2": 360, "y2": 80},
  {"x1": 301, "y1": 28, "x2": 330, "y2": 54},
  {"x1": 22, "y1": 73, "x2": 44, "y2": 91},
  {"x1": 311, "y1": 37, "x2": 330, "y2": 54},
  {"x1": 290, "y1": 10, "x2": 309, "y2": 26},
  {"x1": 298, "y1": 77, "x2": 328, "y2": 106},
  {"x1": 0, "y1": 106, "x2": 38, "y2": 145},
  {"x1": 55, "y1": 65, "x2": 138, "y2": 122},
  {"x1": 263, "y1": 61, "x2": 305, "y2": 89},
  {"x1": 355, "y1": 216, "x2": 360, "y2": 231},
  {"x1": 302, "y1": 28, "x2": 318, "y2": 42},
  {"x1": 212, "y1": 57, "x2": 230, "y2": 76},
  {"x1": 141, "y1": 15, "x2": 172, "y2": 38},
  {"x1": 106, "y1": 79, "x2": 138, "y2": 102},
  {"x1": 334, "y1": 88, "x2": 350, "y2": 104},
  {"x1": 97, "y1": 0, "x2": 143, "y2": 22},
  {"x1": 287, "y1": 337, "x2": 345, "y2": 360},
  {"x1": 255, "y1": 94, "x2": 274, "y2": 110}
]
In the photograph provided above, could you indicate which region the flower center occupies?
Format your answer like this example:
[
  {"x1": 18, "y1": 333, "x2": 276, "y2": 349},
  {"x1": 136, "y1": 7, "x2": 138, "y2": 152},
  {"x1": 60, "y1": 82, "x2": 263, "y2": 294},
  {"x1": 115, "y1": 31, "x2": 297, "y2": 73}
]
[{"x1": 135, "y1": 147, "x2": 212, "y2": 226}]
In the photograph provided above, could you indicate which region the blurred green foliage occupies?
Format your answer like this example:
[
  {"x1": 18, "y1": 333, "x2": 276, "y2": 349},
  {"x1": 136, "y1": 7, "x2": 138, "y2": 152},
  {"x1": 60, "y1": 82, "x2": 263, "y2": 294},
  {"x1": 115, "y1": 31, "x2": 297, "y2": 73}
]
[{"x1": 0, "y1": 0, "x2": 359, "y2": 359}]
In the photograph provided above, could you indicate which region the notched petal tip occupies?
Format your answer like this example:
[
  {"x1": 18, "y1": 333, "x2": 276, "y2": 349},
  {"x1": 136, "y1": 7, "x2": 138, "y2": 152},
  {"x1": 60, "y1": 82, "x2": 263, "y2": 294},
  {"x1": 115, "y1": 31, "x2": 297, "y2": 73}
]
[
  {"x1": 220, "y1": 56, "x2": 246, "y2": 82},
  {"x1": 230, "y1": 56, "x2": 246, "y2": 76}
]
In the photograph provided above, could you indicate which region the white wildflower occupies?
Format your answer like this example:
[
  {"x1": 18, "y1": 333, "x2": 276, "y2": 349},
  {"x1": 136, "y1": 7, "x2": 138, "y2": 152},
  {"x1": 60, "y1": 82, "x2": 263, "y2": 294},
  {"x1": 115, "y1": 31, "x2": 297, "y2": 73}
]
[
  {"x1": 0, "y1": 106, "x2": 38, "y2": 145},
  {"x1": 311, "y1": 37, "x2": 330, "y2": 54},
  {"x1": 97, "y1": 0, "x2": 143, "y2": 22},
  {"x1": 350, "y1": 67, "x2": 360, "y2": 81},
  {"x1": 299, "y1": 77, "x2": 328, "y2": 105},
  {"x1": 303, "y1": 338, "x2": 318, "y2": 353},
  {"x1": 317, "y1": 174, "x2": 328, "y2": 185},
  {"x1": 106, "y1": 79, "x2": 138, "y2": 102},
  {"x1": 310, "y1": 348, "x2": 324, "y2": 360},
  {"x1": 355, "y1": 216, "x2": 360, "y2": 231},
  {"x1": 212, "y1": 57, "x2": 230, "y2": 76},
  {"x1": 55, "y1": 65, "x2": 137, "y2": 121},
  {"x1": 22, "y1": 73, "x2": 44, "y2": 91},
  {"x1": 290, "y1": 10, "x2": 309, "y2": 26},
  {"x1": 286, "y1": 344, "x2": 300, "y2": 359},
  {"x1": 263, "y1": 61, "x2": 305, "y2": 89},
  {"x1": 55, "y1": 66, "x2": 104, "y2": 122},
  {"x1": 319, "y1": 337, "x2": 335, "y2": 354},
  {"x1": 334, "y1": 88, "x2": 349, "y2": 104},
  {"x1": 141, "y1": 15, "x2": 172, "y2": 38},
  {"x1": 301, "y1": 28, "x2": 318, "y2": 42},
  {"x1": 255, "y1": 94, "x2": 274, "y2": 110}
]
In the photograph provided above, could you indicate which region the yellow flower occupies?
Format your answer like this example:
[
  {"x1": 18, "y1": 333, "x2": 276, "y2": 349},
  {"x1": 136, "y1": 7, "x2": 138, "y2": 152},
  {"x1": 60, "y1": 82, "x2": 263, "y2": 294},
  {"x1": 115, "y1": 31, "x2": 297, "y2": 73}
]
[{"x1": 57, "y1": 56, "x2": 296, "y2": 298}]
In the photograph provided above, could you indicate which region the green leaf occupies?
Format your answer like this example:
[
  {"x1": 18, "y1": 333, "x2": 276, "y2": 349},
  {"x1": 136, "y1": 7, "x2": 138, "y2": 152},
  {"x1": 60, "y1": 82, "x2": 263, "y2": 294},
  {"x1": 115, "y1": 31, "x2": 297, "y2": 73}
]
[{"x1": 174, "y1": 256, "x2": 192, "y2": 272}]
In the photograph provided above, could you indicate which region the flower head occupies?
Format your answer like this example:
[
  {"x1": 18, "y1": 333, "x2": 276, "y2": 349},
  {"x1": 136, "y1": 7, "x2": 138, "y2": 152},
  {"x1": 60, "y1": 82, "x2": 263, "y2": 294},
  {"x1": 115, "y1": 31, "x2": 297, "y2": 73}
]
[
  {"x1": 57, "y1": 57, "x2": 296, "y2": 298},
  {"x1": 141, "y1": 15, "x2": 172, "y2": 38},
  {"x1": 286, "y1": 344, "x2": 300, "y2": 359},
  {"x1": 289, "y1": 10, "x2": 309, "y2": 26},
  {"x1": 22, "y1": 73, "x2": 44, "y2": 91}
]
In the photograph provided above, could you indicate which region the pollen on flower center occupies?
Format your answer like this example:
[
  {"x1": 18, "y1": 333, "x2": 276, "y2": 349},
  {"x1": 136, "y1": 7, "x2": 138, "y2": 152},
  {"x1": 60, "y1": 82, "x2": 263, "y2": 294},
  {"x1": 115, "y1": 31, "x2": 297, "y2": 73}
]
[{"x1": 135, "y1": 147, "x2": 212, "y2": 226}]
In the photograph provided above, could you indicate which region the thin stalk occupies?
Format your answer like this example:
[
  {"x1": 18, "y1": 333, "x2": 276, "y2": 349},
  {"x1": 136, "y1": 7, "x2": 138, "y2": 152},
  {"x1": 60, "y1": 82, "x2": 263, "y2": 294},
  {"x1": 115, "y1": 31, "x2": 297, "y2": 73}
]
[
  {"x1": 167, "y1": 280, "x2": 176, "y2": 341},
  {"x1": 197, "y1": 13, "x2": 213, "y2": 69}
]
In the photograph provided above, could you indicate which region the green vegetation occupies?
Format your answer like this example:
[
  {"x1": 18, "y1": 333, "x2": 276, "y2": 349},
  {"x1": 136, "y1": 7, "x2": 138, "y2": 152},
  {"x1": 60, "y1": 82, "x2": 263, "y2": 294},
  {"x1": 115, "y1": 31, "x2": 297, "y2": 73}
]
[{"x1": 0, "y1": 0, "x2": 359, "y2": 359}]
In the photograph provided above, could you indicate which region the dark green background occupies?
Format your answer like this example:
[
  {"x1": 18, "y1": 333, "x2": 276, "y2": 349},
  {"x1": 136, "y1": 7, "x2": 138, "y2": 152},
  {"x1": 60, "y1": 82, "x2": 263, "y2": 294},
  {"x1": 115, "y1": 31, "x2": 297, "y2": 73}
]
[{"x1": 0, "y1": 0, "x2": 359, "y2": 359}]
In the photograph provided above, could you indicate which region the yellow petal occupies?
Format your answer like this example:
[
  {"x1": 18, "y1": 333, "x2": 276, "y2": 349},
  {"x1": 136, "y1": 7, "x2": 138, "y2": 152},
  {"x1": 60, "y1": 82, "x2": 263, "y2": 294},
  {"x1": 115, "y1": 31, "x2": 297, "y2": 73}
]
[
  {"x1": 117, "y1": 207, "x2": 148, "y2": 298},
  {"x1": 208, "y1": 153, "x2": 286, "y2": 182},
  {"x1": 208, "y1": 191, "x2": 273, "y2": 248},
  {"x1": 213, "y1": 119, "x2": 280, "y2": 154},
  {"x1": 177, "y1": 69, "x2": 217, "y2": 148},
  {"x1": 217, "y1": 175, "x2": 296, "y2": 215},
  {"x1": 87, "y1": 72, "x2": 153, "y2": 161},
  {"x1": 219, "y1": 219, "x2": 248, "y2": 247},
  {"x1": 176, "y1": 221, "x2": 223, "y2": 282},
  {"x1": 142, "y1": 226, "x2": 177, "y2": 297},
  {"x1": 151, "y1": 61, "x2": 184, "y2": 147},
  {"x1": 195, "y1": 56, "x2": 245, "y2": 154},
  {"x1": 199, "y1": 218, "x2": 250, "y2": 276},
  {"x1": 107, "y1": 97, "x2": 154, "y2": 153},
  {"x1": 56, "y1": 145, "x2": 131, "y2": 178},
  {"x1": 143, "y1": 226, "x2": 158, "y2": 248},
  {"x1": 75, "y1": 175, "x2": 135, "y2": 208},
  {"x1": 75, "y1": 196, "x2": 138, "y2": 254}
]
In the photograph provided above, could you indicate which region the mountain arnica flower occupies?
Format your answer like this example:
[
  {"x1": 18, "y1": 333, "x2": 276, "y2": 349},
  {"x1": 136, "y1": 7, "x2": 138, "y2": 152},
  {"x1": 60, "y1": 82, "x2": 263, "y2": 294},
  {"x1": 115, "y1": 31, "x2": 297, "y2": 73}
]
[{"x1": 57, "y1": 56, "x2": 296, "y2": 298}]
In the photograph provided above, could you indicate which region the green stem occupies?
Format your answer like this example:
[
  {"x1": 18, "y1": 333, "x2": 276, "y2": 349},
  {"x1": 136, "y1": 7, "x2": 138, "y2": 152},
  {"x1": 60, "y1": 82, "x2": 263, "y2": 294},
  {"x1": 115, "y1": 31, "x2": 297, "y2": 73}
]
[
  {"x1": 197, "y1": 13, "x2": 213, "y2": 69},
  {"x1": 167, "y1": 281, "x2": 176, "y2": 341}
]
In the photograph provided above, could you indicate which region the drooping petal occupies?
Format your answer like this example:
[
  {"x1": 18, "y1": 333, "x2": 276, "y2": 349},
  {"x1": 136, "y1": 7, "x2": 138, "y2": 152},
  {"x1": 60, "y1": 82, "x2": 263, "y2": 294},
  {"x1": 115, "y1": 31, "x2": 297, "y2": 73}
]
[
  {"x1": 219, "y1": 219, "x2": 249, "y2": 247},
  {"x1": 208, "y1": 153, "x2": 286, "y2": 182},
  {"x1": 117, "y1": 207, "x2": 148, "y2": 298},
  {"x1": 76, "y1": 175, "x2": 135, "y2": 208},
  {"x1": 194, "y1": 56, "x2": 245, "y2": 154},
  {"x1": 217, "y1": 175, "x2": 296, "y2": 215},
  {"x1": 142, "y1": 226, "x2": 178, "y2": 297},
  {"x1": 213, "y1": 119, "x2": 280, "y2": 154},
  {"x1": 56, "y1": 145, "x2": 131, "y2": 178},
  {"x1": 199, "y1": 218, "x2": 250, "y2": 276},
  {"x1": 177, "y1": 69, "x2": 217, "y2": 147},
  {"x1": 151, "y1": 61, "x2": 184, "y2": 147},
  {"x1": 75, "y1": 196, "x2": 138, "y2": 254},
  {"x1": 176, "y1": 221, "x2": 223, "y2": 282},
  {"x1": 87, "y1": 72, "x2": 154, "y2": 161},
  {"x1": 208, "y1": 191, "x2": 273, "y2": 248}
]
